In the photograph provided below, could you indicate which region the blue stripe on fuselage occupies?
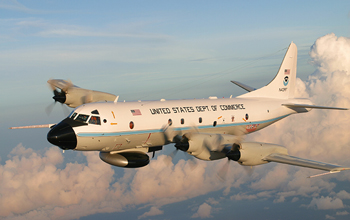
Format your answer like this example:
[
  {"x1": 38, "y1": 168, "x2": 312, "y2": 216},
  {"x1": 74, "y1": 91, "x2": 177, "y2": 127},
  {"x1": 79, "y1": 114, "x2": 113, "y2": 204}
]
[{"x1": 77, "y1": 114, "x2": 289, "y2": 137}]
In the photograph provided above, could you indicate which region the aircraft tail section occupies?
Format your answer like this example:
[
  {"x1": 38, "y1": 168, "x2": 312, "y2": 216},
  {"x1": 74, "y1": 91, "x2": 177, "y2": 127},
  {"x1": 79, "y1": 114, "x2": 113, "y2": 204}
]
[{"x1": 239, "y1": 42, "x2": 297, "y2": 99}]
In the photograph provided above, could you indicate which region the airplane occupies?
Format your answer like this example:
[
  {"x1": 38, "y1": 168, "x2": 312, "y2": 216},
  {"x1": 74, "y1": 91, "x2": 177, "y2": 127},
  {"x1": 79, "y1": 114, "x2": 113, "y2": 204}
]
[{"x1": 10, "y1": 42, "x2": 350, "y2": 178}]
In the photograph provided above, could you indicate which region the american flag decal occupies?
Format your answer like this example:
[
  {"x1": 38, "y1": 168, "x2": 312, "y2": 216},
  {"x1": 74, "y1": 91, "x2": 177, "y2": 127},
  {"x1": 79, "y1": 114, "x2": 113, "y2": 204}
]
[
  {"x1": 284, "y1": 69, "x2": 290, "y2": 75},
  {"x1": 131, "y1": 109, "x2": 142, "y2": 116}
]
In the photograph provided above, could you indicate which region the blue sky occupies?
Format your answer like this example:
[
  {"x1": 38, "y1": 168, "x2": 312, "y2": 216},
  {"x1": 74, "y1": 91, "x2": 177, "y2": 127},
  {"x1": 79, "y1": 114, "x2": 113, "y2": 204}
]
[{"x1": 1, "y1": 1, "x2": 350, "y2": 220}]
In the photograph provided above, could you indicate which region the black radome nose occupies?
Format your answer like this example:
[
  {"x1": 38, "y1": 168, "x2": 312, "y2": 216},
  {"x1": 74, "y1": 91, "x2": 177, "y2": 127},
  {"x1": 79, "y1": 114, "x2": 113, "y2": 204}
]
[{"x1": 47, "y1": 121, "x2": 77, "y2": 150}]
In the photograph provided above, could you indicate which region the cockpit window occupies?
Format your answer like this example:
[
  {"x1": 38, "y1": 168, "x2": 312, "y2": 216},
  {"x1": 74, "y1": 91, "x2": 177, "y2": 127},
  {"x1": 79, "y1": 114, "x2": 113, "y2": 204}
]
[
  {"x1": 89, "y1": 116, "x2": 101, "y2": 125},
  {"x1": 75, "y1": 114, "x2": 89, "y2": 122},
  {"x1": 70, "y1": 112, "x2": 78, "y2": 119},
  {"x1": 91, "y1": 109, "x2": 99, "y2": 115}
]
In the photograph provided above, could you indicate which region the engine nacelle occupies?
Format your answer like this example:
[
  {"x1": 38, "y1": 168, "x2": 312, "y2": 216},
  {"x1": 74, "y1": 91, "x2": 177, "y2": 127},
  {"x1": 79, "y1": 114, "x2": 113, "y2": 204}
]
[
  {"x1": 230, "y1": 142, "x2": 288, "y2": 166},
  {"x1": 99, "y1": 152, "x2": 150, "y2": 168},
  {"x1": 65, "y1": 88, "x2": 117, "y2": 108},
  {"x1": 185, "y1": 133, "x2": 237, "y2": 161},
  {"x1": 48, "y1": 79, "x2": 117, "y2": 108}
]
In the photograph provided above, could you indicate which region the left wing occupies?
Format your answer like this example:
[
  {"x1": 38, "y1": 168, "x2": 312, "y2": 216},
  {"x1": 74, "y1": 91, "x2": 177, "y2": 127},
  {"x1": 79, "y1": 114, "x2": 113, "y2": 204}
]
[
  {"x1": 169, "y1": 134, "x2": 350, "y2": 178},
  {"x1": 282, "y1": 103, "x2": 348, "y2": 110},
  {"x1": 264, "y1": 153, "x2": 350, "y2": 177}
]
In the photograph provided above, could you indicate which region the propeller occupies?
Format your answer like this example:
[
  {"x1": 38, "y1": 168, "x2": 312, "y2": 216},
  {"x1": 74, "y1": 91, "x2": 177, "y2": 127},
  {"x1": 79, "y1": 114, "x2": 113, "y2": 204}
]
[
  {"x1": 217, "y1": 158, "x2": 230, "y2": 181},
  {"x1": 46, "y1": 79, "x2": 72, "y2": 116},
  {"x1": 164, "y1": 135, "x2": 190, "y2": 166},
  {"x1": 217, "y1": 142, "x2": 254, "y2": 181},
  {"x1": 216, "y1": 143, "x2": 240, "y2": 181},
  {"x1": 162, "y1": 125, "x2": 197, "y2": 167}
]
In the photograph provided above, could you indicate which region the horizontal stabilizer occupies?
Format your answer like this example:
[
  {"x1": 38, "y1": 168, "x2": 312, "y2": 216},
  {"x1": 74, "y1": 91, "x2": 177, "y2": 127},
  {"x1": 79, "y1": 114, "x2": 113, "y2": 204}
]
[
  {"x1": 282, "y1": 103, "x2": 348, "y2": 110},
  {"x1": 264, "y1": 153, "x2": 350, "y2": 173},
  {"x1": 231, "y1": 81, "x2": 256, "y2": 92},
  {"x1": 9, "y1": 124, "x2": 55, "y2": 129}
]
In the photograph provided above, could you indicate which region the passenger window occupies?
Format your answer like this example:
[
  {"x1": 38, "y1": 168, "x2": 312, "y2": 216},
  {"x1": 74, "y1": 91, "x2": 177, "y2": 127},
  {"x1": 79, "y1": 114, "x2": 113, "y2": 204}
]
[
  {"x1": 75, "y1": 114, "x2": 89, "y2": 122},
  {"x1": 89, "y1": 116, "x2": 101, "y2": 125},
  {"x1": 181, "y1": 118, "x2": 184, "y2": 125},
  {"x1": 70, "y1": 112, "x2": 77, "y2": 119},
  {"x1": 199, "y1": 117, "x2": 202, "y2": 123},
  {"x1": 168, "y1": 119, "x2": 172, "y2": 126},
  {"x1": 129, "y1": 121, "x2": 134, "y2": 129}
]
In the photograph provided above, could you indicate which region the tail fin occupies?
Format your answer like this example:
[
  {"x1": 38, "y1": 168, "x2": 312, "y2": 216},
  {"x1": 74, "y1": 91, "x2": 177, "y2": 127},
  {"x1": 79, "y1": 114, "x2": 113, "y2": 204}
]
[{"x1": 238, "y1": 42, "x2": 297, "y2": 99}]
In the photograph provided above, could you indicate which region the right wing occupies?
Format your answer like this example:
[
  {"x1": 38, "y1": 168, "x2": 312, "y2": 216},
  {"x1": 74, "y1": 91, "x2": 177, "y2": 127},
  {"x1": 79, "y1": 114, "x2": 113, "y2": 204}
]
[
  {"x1": 9, "y1": 124, "x2": 55, "y2": 129},
  {"x1": 48, "y1": 79, "x2": 118, "y2": 108}
]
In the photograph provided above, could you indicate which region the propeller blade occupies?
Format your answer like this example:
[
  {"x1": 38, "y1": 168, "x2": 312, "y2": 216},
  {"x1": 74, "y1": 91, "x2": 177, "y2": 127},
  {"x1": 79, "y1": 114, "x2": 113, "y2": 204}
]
[
  {"x1": 61, "y1": 103, "x2": 70, "y2": 117},
  {"x1": 45, "y1": 102, "x2": 56, "y2": 116},
  {"x1": 242, "y1": 165, "x2": 254, "y2": 176},
  {"x1": 184, "y1": 152, "x2": 198, "y2": 170},
  {"x1": 217, "y1": 159, "x2": 230, "y2": 181},
  {"x1": 164, "y1": 148, "x2": 179, "y2": 166}
]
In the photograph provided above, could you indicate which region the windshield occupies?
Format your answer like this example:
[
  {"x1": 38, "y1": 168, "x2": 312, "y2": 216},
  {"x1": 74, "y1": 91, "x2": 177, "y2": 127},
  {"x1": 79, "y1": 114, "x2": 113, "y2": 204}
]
[
  {"x1": 89, "y1": 116, "x2": 101, "y2": 125},
  {"x1": 75, "y1": 114, "x2": 89, "y2": 122},
  {"x1": 70, "y1": 113, "x2": 101, "y2": 125},
  {"x1": 70, "y1": 112, "x2": 78, "y2": 119}
]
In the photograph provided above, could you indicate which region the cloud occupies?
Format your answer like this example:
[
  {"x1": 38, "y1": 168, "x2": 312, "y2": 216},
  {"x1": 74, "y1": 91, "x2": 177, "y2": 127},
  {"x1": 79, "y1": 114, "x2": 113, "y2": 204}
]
[
  {"x1": 308, "y1": 196, "x2": 344, "y2": 210},
  {"x1": 309, "y1": 33, "x2": 350, "y2": 75},
  {"x1": 0, "y1": 0, "x2": 30, "y2": 12},
  {"x1": 336, "y1": 211, "x2": 349, "y2": 216},
  {"x1": 325, "y1": 215, "x2": 335, "y2": 220},
  {"x1": 0, "y1": 144, "x2": 115, "y2": 219},
  {"x1": 336, "y1": 190, "x2": 350, "y2": 200},
  {"x1": 248, "y1": 34, "x2": 350, "y2": 182},
  {"x1": 191, "y1": 203, "x2": 212, "y2": 219},
  {"x1": 138, "y1": 206, "x2": 163, "y2": 219},
  {"x1": 0, "y1": 145, "x2": 225, "y2": 219},
  {"x1": 205, "y1": 198, "x2": 219, "y2": 205}
]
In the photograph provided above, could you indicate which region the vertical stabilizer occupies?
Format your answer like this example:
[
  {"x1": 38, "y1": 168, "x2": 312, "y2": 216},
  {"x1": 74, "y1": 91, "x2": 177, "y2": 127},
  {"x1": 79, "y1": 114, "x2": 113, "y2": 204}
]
[{"x1": 239, "y1": 42, "x2": 297, "y2": 99}]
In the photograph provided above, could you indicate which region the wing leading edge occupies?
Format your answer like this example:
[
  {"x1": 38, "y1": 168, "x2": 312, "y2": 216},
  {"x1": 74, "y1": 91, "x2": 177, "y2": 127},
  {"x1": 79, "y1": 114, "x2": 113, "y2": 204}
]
[
  {"x1": 264, "y1": 153, "x2": 350, "y2": 178},
  {"x1": 282, "y1": 103, "x2": 348, "y2": 110}
]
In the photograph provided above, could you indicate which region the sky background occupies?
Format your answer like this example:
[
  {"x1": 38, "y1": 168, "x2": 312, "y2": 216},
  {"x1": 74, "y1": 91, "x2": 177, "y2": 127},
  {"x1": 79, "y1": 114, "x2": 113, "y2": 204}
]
[{"x1": 1, "y1": 0, "x2": 350, "y2": 219}]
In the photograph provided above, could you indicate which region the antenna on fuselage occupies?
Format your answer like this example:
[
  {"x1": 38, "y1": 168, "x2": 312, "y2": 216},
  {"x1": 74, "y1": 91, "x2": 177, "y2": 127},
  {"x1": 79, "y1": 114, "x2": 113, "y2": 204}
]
[{"x1": 114, "y1": 96, "x2": 119, "y2": 103}]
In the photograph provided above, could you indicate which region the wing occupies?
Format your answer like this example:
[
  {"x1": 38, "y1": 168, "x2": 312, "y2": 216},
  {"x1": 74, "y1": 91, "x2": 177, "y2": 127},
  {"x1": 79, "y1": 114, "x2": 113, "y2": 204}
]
[
  {"x1": 47, "y1": 79, "x2": 118, "y2": 108},
  {"x1": 282, "y1": 103, "x2": 348, "y2": 110},
  {"x1": 47, "y1": 79, "x2": 78, "y2": 91},
  {"x1": 264, "y1": 153, "x2": 350, "y2": 177},
  {"x1": 10, "y1": 124, "x2": 55, "y2": 129}
]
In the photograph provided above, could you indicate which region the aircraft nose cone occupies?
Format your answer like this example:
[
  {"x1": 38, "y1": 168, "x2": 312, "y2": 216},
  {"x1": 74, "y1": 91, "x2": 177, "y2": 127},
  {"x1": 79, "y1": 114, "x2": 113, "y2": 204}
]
[{"x1": 47, "y1": 121, "x2": 77, "y2": 150}]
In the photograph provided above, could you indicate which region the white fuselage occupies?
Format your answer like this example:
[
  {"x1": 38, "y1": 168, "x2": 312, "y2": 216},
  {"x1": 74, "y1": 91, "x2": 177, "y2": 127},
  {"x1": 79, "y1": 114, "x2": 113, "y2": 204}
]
[{"x1": 69, "y1": 97, "x2": 306, "y2": 152}]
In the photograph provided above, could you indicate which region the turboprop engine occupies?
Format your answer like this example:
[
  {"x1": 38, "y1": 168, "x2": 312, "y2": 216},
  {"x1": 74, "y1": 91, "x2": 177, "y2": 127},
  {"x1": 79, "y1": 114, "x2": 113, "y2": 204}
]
[
  {"x1": 174, "y1": 133, "x2": 288, "y2": 166},
  {"x1": 224, "y1": 142, "x2": 288, "y2": 166},
  {"x1": 47, "y1": 79, "x2": 117, "y2": 108}
]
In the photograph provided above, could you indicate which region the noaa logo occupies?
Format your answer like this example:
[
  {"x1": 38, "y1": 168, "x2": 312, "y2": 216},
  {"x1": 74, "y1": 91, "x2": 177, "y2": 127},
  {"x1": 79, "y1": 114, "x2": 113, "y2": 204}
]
[{"x1": 283, "y1": 76, "x2": 289, "y2": 86}]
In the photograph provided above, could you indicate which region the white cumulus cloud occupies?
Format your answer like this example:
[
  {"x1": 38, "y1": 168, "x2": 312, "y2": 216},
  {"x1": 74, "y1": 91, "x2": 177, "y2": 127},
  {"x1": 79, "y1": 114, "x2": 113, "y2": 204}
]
[
  {"x1": 308, "y1": 196, "x2": 344, "y2": 210},
  {"x1": 138, "y1": 206, "x2": 163, "y2": 219},
  {"x1": 191, "y1": 203, "x2": 212, "y2": 219}
]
